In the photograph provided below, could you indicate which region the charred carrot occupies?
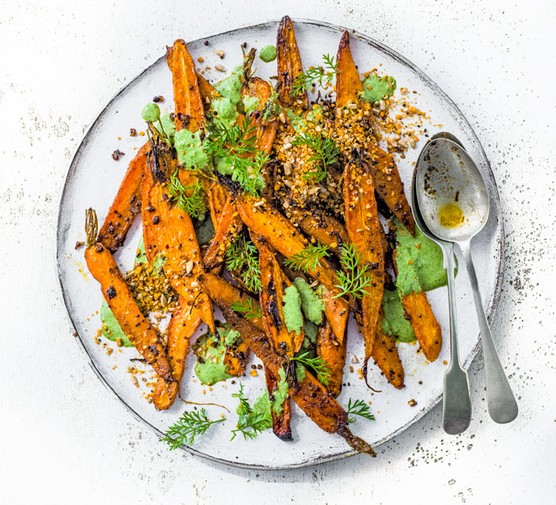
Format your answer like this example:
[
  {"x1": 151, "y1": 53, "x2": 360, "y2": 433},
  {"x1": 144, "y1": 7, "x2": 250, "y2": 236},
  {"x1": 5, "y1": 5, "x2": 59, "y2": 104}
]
[{"x1": 84, "y1": 209, "x2": 174, "y2": 382}]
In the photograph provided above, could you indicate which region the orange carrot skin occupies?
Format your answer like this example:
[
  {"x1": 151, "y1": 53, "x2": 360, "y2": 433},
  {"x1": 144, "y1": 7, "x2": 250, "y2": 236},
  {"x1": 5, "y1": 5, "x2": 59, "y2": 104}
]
[
  {"x1": 152, "y1": 297, "x2": 202, "y2": 410},
  {"x1": 316, "y1": 321, "x2": 347, "y2": 397},
  {"x1": 335, "y1": 31, "x2": 363, "y2": 108},
  {"x1": 402, "y1": 291, "x2": 442, "y2": 362},
  {"x1": 277, "y1": 16, "x2": 309, "y2": 109},
  {"x1": 264, "y1": 366, "x2": 293, "y2": 441},
  {"x1": 344, "y1": 160, "x2": 384, "y2": 361},
  {"x1": 372, "y1": 316, "x2": 405, "y2": 389},
  {"x1": 143, "y1": 179, "x2": 215, "y2": 332},
  {"x1": 166, "y1": 40, "x2": 205, "y2": 132},
  {"x1": 98, "y1": 143, "x2": 150, "y2": 252},
  {"x1": 84, "y1": 244, "x2": 174, "y2": 382}
]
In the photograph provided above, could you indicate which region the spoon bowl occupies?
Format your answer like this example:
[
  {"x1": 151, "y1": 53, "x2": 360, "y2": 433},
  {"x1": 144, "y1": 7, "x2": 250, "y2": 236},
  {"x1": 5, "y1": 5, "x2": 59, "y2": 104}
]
[{"x1": 415, "y1": 138, "x2": 490, "y2": 243}]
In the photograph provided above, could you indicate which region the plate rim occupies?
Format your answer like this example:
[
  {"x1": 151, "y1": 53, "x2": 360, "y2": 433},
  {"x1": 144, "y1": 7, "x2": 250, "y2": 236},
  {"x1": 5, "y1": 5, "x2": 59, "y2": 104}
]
[{"x1": 56, "y1": 17, "x2": 505, "y2": 471}]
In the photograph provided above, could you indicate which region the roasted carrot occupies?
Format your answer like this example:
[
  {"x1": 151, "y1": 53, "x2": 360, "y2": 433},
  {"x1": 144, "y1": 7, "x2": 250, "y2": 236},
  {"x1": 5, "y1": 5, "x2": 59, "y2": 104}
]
[
  {"x1": 315, "y1": 320, "x2": 346, "y2": 397},
  {"x1": 295, "y1": 208, "x2": 349, "y2": 256},
  {"x1": 166, "y1": 39, "x2": 205, "y2": 132},
  {"x1": 218, "y1": 305, "x2": 375, "y2": 456},
  {"x1": 84, "y1": 209, "x2": 174, "y2": 383},
  {"x1": 152, "y1": 297, "x2": 202, "y2": 410},
  {"x1": 402, "y1": 291, "x2": 442, "y2": 362},
  {"x1": 343, "y1": 156, "x2": 384, "y2": 362},
  {"x1": 236, "y1": 195, "x2": 349, "y2": 343},
  {"x1": 258, "y1": 241, "x2": 304, "y2": 356},
  {"x1": 371, "y1": 313, "x2": 405, "y2": 389},
  {"x1": 335, "y1": 31, "x2": 363, "y2": 108},
  {"x1": 264, "y1": 366, "x2": 293, "y2": 441},
  {"x1": 143, "y1": 175, "x2": 214, "y2": 332},
  {"x1": 277, "y1": 16, "x2": 309, "y2": 109},
  {"x1": 98, "y1": 143, "x2": 149, "y2": 252},
  {"x1": 203, "y1": 194, "x2": 242, "y2": 270}
]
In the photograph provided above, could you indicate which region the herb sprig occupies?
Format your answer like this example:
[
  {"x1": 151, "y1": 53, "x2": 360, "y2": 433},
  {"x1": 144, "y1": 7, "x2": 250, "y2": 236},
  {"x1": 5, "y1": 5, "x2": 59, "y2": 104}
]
[
  {"x1": 231, "y1": 384, "x2": 273, "y2": 440},
  {"x1": 206, "y1": 118, "x2": 268, "y2": 196},
  {"x1": 335, "y1": 243, "x2": 372, "y2": 299},
  {"x1": 230, "y1": 298, "x2": 262, "y2": 320},
  {"x1": 225, "y1": 235, "x2": 262, "y2": 294},
  {"x1": 284, "y1": 244, "x2": 330, "y2": 273},
  {"x1": 168, "y1": 172, "x2": 206, "y2": 220},
  {"x1": 162, "y1": 408, "x2": 225, "y2": 449},
  {"x1": 292, "y1": 133, "x2": 341, "y2": 182},
  {"x1": 291, "y1": 54, "x2": 338, "y2": 96},
  {"x1": 346, "y1": 398, "x2": 375, "y2": 423},
  {"x1": 291, "y1": 351, "x2": 331, "y2": 386}
]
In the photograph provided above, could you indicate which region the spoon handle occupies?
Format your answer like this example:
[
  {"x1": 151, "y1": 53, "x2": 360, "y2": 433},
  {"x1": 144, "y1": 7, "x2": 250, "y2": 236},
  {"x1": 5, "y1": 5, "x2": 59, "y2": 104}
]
[
  {"x1": 459, "y1": 241, "x2": 518, "y2": 424},
  {"x1": 442, "y1": 242, "x2": 472, "y2": 435}
]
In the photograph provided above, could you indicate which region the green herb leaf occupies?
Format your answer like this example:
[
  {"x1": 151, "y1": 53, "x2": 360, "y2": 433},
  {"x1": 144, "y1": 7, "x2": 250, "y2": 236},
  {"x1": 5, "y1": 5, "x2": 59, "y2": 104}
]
[
  {"x1": 335, "y1": 243, "x2": 372, "y2": 299},
  {"x1": 231, "y1": 384, "x2": 273, "y2": 440},
  {"x1": 291, "y1": 54, "x2": 338, "y2": 96},
  {"x1": 230, "y1": 298, "x2": 262, "y2": 321},
  {"x1": 290, "y1": 351, "x2": 331, "y2": 386},
  {"x1": 292, "y1": 133, "x2": 340, "y2": 182},
  {"x1": 167, "y1": 171, "x2": 206, "y2": 220},
  {"x1": 225, "y1": 235, "x2": 262, "y2": 294},
  {"x1": 346, "y1": 398, "x2": 375, "y2": 423},
  {"x1": 284, "y1": 243, "x2": 330, "y2": 273},
  {"x1": 161, "y1": 408, "x2": 225, "y2": 449}
]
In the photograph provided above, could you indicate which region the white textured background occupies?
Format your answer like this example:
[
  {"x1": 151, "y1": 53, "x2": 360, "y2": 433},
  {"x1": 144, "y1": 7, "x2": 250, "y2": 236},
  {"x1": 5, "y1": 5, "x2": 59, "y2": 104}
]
[{"x1": 1, "y1": 1, "x2": 555, "y2": 503}]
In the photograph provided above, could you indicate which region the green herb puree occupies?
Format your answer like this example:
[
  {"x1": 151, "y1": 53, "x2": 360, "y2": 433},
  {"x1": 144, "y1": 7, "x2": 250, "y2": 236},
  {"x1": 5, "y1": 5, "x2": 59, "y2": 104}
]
[
  {"x1": 259, "y1": 45, "x2": 277, "y2": 63},
  {"x1": 294, "y1": 277, "x2": 324, "y2": 325},
  {"x1": 360, "y1": 74, "x2": 397, "y2": 104},
  {"x1": 174, "y1": 129, "x2": 209, "y2": 169},
  {"x1": 283, "y1": 285, "x2": 303, "y2": 334},
  {"x1": 193, "y1": 326, "x2": 240, "y2": 385},
  {"x1": 381, "y1": 289, "x2": 416, "y2": 343}
]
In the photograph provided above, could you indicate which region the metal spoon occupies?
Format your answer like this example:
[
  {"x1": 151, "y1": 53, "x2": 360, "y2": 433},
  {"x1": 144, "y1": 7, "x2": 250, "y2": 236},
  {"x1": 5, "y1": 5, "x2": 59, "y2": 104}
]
[
  {"x1": 411, "y1": 159, "x2": 472, "y2": 435},
  {"x1": 414, "y1": 136, "x2": 518, "y2": 425}
]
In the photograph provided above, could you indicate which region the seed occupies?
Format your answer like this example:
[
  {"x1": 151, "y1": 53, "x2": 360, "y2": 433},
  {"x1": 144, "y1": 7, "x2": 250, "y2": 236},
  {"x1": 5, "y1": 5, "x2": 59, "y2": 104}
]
[
  {"x1": 214, "y1": 49, "x2": 225, "y2": 59},
  {"x1": 185, "y1": 260, "x2": 194, "y2": 275},
  {"x1": 279, "y1": 112, "x2": 286, "y2": 123},
  {"x1": 283, "y1": 161, "x2": 292, "y2": 175},
  {"x1": 347, "y1": 103, "x2": 358, "y2": 110},
  {"x1": 215, "y1": 64, "x2": 226, "y2": 72},
  {"x1": 283, "y1": 143, "x2": 292, "y2": 150},
  {"x1": 160, "y1": 293, "x2": 168, "y2": 307}
]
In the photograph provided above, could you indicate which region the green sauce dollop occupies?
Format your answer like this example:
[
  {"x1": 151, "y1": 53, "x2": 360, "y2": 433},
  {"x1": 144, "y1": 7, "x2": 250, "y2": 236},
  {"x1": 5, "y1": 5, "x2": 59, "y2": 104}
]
[
  {"x1": 294, "y1": 277, "x2": 324, "y2": 325},
  {"x1": 394, "y1": 224, "x2": 447, "y2": 297},
  {"x1": 283, "y1": 285, "x2": 303, "y2": 334},
  {"x1": 174, "y1": 129, "x2": 210, "y2": 169},
  {"x1": 214, "y1": 66, "x2": 243, "y2": 106},
  {"x1": 270, "y1": 368, "x2": 289, "y2": 414},
  {"x1": 382, "y1": 289, "x2": 416, "y2": 343},
  {"x1": 193, "y1": 326, "x2": 240, "y2": 385},
  {"x1": 360, "y1": 74, "x2": 397, "y2": 104},
  {"x1": 242, "y1": 95, "x2": 260, "y2": 115},
  {"x1": 259, "y1": 45, "x2": 277, "y2": 63}
]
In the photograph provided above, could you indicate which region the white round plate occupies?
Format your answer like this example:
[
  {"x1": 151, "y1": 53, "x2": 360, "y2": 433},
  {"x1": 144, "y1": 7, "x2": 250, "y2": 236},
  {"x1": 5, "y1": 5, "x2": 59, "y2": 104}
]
[{"x1": 57, "y1": 19, "x2": 503, "y2": 469}]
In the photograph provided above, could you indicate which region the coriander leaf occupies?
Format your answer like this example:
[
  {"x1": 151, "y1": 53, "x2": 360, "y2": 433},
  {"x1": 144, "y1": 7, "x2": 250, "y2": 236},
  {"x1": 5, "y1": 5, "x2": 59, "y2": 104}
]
[{"x1": 291, "y1": 54, "x2": 338, "y2": 96}]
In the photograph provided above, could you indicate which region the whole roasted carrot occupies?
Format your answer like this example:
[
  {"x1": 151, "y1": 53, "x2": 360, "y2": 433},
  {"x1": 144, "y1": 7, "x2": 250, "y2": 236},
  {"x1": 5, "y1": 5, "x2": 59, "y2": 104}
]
[
  {"x1": 315, "y1": 320, "x2": 346, "y2": 397},
  {"x1": 84, "y1": 209, "x2": 174, "y2": 383},
  {"x1": 167, "y1": 39, "x2": 205, "y2": 132},
  {"x1": 277, "y1": 16, "x2": 309, "y2": 109},
  {"x1": 98, "y1": 143, "x2": 150, "y2": 252},
  {"x1": 343, "y1": 156, "x2": 384, "y2": 363}
]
